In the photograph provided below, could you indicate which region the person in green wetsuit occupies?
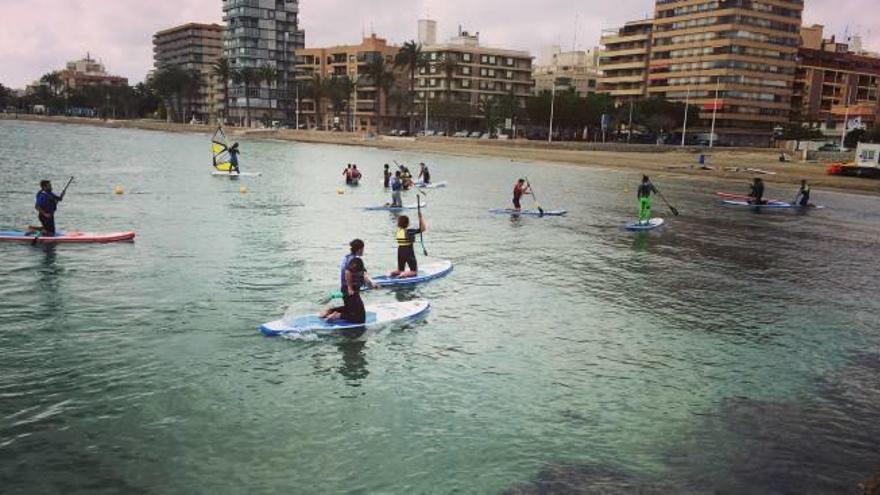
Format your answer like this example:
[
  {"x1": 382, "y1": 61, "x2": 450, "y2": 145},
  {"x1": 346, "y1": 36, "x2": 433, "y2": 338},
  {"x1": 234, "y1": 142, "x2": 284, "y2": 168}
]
[{"x1": 637, "y1": 175, "x2": 658, "y2": 225}]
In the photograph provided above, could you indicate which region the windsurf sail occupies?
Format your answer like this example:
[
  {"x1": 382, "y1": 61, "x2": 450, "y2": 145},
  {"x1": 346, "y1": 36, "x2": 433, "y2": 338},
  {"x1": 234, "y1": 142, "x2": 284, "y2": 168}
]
[{"x1": 211, "y1": 126, "x2": 233, "y2": 172}]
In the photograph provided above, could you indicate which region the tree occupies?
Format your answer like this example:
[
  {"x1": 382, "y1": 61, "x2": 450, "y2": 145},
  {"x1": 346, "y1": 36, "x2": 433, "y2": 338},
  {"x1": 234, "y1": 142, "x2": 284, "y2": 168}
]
[
  {"x1": 150, "y1": 66, "x2": 191, "y2": 122},
  {"x1": 0, "y1": 83, "x2": 12, "y2": 109},
  {"x1": 233, "y1": 67, "x2": 260, "y2": 127},
  {"x1": 435, "y1": 54, "x2": 459, "y2": 102},
  {"x1": 327, "y1": 75, "x2": 354, "y2": 130},
  {"x1": 363, "y1": 57, "x2": 396, "y2": 133},
  {"x1": 305, "y1": 73, "x2": 330, "y2": 129},
  {"x1": 776, "y1": 122, "x2": 825, "y2": 149},
  {"x1": 212, "y1": 57, "x2": 232, "y2": 122},
  {"x1": 394, "y1": 40, "x2": 427, "y2": 135}
]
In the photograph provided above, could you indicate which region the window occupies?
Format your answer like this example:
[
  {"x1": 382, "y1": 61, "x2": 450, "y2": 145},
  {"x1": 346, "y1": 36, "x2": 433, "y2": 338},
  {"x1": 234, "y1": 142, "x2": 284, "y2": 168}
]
[
  {"x1": 462, "y1": 66, "x2": 471, "y2": 75},
  {"x1": 430, "y1": 52, "x2": 437, "y2": 61},
  {"x1": 461, "y1": 79, "x2": 471, "y2": 88},
  {"x1": 506, "y1": 57, "x2": 514, "y2": 66},
  {"x1": 480, "y1": 68, "x2": 488, "y2": 76},
  {"x1": 506, "y1": 71, "x2": 513, "y2": 79},
  {"x1": 488, "y1": 56, "x2": 496, "y2": 65},
  {"x1": 480, "y1": 55, "x2": 488, "y2": 64},
  {"x1": 463, "y1": 53, "x2": 472, "y2": 62}
]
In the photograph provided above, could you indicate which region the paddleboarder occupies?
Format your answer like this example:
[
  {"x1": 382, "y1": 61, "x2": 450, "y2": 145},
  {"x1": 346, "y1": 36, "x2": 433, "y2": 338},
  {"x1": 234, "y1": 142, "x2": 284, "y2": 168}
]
[
  {"x1": 637, "y1": 175, "x2": 658, "y2": 225},
  {"x1": 351, "y1": 165, "x2": 362, "y2": 185},
  {"x1": 390, "y1": 209, "x2": 427, "y2": 279},
  {"x1": 390, "y1": 171, "x2": 403, "y2": 207},
  {"x1": 31, "y1": 179, "x2": 68, "y2": 236},
  {"x1": 794, "y1": 179, "x2": 811, "y2": 207},
  {"x1": 228, "y1": 143, "x2": 241, "y2": 174},
  {"x1": 748, "y1": 177, "x2": 766, "y2": 205},
  {"x1": 343, "y1": 164, "x2": 353, "y2": 185},
  {"x1": 418, "y1": 162, "x2": 431, "y2": 185},
  {"x1": 383, "y1": 164, "x2": 391, "y2": 188},
  {"x1": 320, "y1": 239, "x2": 378, "y2": 324},
  {"x1": 512, "y1": 178, "x2": 532, "y2": 211}
]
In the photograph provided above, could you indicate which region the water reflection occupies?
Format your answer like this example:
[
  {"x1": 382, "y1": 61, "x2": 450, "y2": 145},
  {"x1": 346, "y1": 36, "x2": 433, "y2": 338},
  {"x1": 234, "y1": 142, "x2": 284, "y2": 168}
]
[{"x1": 336, "y1": 329, "x2": 369, "y2": 384}]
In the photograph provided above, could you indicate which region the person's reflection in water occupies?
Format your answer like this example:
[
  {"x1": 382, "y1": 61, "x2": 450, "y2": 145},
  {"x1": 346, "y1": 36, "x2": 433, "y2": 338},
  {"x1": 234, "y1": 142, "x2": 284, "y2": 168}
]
[
  {"x1": 336, "y1": 327, "x2": 369, "y2": 384},
  {"x1": 36, "y1": 244, "x2": 65, "y2": 315}
]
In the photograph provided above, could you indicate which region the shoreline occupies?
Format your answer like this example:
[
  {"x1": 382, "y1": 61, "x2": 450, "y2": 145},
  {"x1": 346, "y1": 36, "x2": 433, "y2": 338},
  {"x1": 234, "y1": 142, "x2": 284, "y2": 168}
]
[{"x1": 5, "y1": 113, "x2": 879, "y2": 196}]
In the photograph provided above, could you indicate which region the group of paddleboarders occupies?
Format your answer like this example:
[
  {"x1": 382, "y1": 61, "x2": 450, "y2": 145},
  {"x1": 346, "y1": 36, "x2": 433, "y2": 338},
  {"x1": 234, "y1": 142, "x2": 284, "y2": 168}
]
[
  {"x1": 744, "y1": 177, "x2": 812, "y2": 207},
  {"x1": 343, "y1": 164, "x2": 362, "y2": 185},
  {"x1": 321, "y1": 208, "x2": 427, "y2": 324}
]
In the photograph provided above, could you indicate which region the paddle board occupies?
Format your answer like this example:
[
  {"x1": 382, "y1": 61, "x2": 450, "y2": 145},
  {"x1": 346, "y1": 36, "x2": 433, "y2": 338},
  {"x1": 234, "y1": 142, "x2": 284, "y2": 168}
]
[
  {"x1": 716, "y1": 192, "x2": 782, "y2": 203},
  {"x1": 260, "y1": 300, "x2": 430, "y2": 336},
  {"x1": 625, "y1": 218, "x2": 665, "y2": 231},
  {"x1": 0, "y1": 231, "x2": 136, "y2": 244},
  {"x1": 414, "y1": 181, "x2": 447, "y2": 189},
  {"x1": 489, "y1": 208, "x2": 567, "y2": 217},
  {"x1": 372, "y1": 259, "x2": 453, "y2": 287},
  {"x1": 364, "y1": 203, "x2": 424, "y2": 211},
  {"x1": 212, "y1": 171, "x2": 262, "y2": 177},
  {"x1": 720, "y1": 200, "x2": 792, "y2": 209}
]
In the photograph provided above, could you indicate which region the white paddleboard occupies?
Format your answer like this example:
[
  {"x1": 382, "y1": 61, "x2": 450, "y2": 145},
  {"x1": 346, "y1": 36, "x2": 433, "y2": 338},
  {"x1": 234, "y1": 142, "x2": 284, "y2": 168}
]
[{"x1": 260, "y1": 300, "x2": 430, "y2": 336}]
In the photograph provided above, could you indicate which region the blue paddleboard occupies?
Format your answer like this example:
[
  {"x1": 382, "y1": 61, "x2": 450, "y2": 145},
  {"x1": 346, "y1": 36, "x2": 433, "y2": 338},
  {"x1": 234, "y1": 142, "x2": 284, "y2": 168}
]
[
  {"x1": 414, "y1": 181, "x2": 447, "y2": 189},
  {"x1": 372, "y1": 259, "x2": 453, "y2": 287},
  {"x1": 489, "y1": 208, "x2": 567, "y2": 217},
  {"x1": 260, "y1": 300, "x2": 430, "y2": 336},
  {"x1": 720, "y1": 200, "x2": 792, "y2": 209},
  {"x1": 364, "y1": 203, "x2": 423, "y2": 211},
  {"x1": 625, "y1": 218, "x2": 665, "y2": 231}
]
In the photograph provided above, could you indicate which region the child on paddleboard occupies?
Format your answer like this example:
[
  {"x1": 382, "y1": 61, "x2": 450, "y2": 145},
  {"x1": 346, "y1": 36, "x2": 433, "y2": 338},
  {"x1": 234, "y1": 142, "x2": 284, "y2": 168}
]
[
  {"x1": 321, "y1": 239, "x2": 378, "y2": 324},
  {"x1": 390, "y1": 210, "x2": 426, "y2": 278},
  {"x1": 390, "y1": 171, "x2": 403, "y2": 207}
]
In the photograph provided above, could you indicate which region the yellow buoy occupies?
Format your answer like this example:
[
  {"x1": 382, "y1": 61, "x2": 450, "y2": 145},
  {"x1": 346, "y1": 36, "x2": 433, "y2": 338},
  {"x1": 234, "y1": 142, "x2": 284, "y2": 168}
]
[
  {"x1": 239, "y1": 186, "x2": 248, "y2": 194},
  {"x1": 337, "y1": 188, "x2": 345, "y2": 195},
  {"x1": 113, "y1": 185, "x2": 124, "y2": 195}
]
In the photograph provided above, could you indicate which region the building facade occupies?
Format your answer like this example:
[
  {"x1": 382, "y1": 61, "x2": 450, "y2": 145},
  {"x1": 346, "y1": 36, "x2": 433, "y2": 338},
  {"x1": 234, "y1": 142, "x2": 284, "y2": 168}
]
[
  {"x1": 645, "y1": 0, "x2": 803, "y2": 146},
  {"x1": 222, "y1": 0, "x2": 305, "y2": 126},
  {"x1": 153, "y1": 23, "x2": 224, "y2": 122},
  {"x1": 295, "y1": 34, "x2": 407, "y2": 132},
  {"x1": 60, "y1": 54, "x2": 128, "y2": 90},
  {"x1": 597, "y1": 19, "x2": 653, "y2": 104},
  {"x1": 416, "y1": 27, "x2": 533, "y2": 132},
  {"x1": 534, "y1": 48, "x2": 599, "y2": 96},
  {"x1": 792, "y1": 25, "x2": 880, "y2": 139}
]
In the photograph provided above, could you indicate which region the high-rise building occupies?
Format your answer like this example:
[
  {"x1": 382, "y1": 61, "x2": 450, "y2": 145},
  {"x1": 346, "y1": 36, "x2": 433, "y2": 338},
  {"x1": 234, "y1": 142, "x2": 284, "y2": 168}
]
[
  {"x1": 646, "y1": 0, "x2": 803, "y2": 146},
  {"x1": 534, "y1": 48, "x2": 599, "y2": 96},
  {"x1": 416, "y1": 25, "x2": 533, "y2": 132},
  {"x1": 418, "y1": 19, "x2": 437, "y2": 46},
  {"x1": 295, "y1": 34, "x2": 407, "y2": 132},
  {"x1": 792, "y1": 25, "x2": 880, "y2": 139},
  {"x1": 597, "y1": 19, "x2": 653, "y2": 104},
  {"x1": 153, "y1": 23, "x2": 224, "y2": 122},
  {"x1": 222, "y1": 0, "x2": 305, "y2": 126}
]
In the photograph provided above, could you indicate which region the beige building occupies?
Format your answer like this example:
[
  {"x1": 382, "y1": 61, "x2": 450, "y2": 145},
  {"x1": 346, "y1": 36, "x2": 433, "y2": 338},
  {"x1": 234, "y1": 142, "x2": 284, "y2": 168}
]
[
  {"x1": 597, "y1": 19, "x2": 654, "y2": 104},
  {"x1": 416, "y1": 26, "x2": 533, "y2": 132},
  {"x1": 59, "y1": 54, "x2": 128, "y2": 90},
  {"x1": 646, "y1": 0, "x2": 803, "y2": 146},
  {"x1": 533, "y1": 48, "x2": 599, "y2": 96},
  {"x1": 153, "y1": 23, "x2": 224, "y2": 122},
  {"x1": 295, "y1": 34, "x2": 407, "y2": 132}
]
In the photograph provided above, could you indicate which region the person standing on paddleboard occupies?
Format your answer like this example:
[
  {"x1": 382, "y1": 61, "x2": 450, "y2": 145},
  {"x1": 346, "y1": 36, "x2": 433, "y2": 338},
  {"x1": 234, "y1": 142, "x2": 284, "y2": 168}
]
[
  {"x1": 637, "y1": 175, "x2": 658, "y2": 225},
  {"x1": 418, "y1": 162, "x2": 431, "y2": 185},
  {"x1": 33, "y1": 180, "x2": 65, "y2": 236},
  {"x1": 383, "y1": 164, "x2": 391, "y2": 188},
  {"x1": 228, "y1": 143, "x2": 241, "y2": 174},
  {"x1": 321, "y1": 239, "x2": 378, "y2": 323},
  {"x1": 795, "y1": 179, "x2": 811, "y2": 207},
  {"x1": 512, "y1": 179, "x2": 532, "y2": 211},
  {"x1": 390, "y1": 171, "x2": 403, "y2": 207},
  {"x1": 391, "y1": 211, "x2": 427, "y2": 278},
  {"x1": 748, "y1": 177, "x2": 765, "y2": 205}
]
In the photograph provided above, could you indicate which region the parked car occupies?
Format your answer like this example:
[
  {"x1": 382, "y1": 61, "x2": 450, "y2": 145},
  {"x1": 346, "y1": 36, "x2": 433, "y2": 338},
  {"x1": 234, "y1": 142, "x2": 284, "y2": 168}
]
[
  {"x1": 453, "y1": 130, "x2": 469, "y2": 138},
  {"x1": 818, "y1": 143, "x2": 841, "y2": 152},
  {"x1": 480, "y1": 133, "x2": 491, "y2": 139},
  {"x1": 497, "y1": 133, "x2": 510, "y2": 140},
  {"x1": 468, "y1": 131, "x2": 482, "y2": 138},
  {"x1": 423, "y1": 130, "x2": 436, "y2": 137}
]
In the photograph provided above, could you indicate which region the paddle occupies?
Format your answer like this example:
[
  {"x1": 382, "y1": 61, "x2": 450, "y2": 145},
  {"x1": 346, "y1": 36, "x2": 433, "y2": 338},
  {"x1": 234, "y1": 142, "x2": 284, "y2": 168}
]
[
  {"x1": 524, "y1": 177, "x2": 544, "y2": 216},
  {"x1": 33, "y1": 176, "x2": 74, "y2": 245},
  {"x1": 655, "y1": 187, "x2": 679, "y2": 216},
  {"x1": 417, "y1": 196, "x2": 428, "y2": 256}
]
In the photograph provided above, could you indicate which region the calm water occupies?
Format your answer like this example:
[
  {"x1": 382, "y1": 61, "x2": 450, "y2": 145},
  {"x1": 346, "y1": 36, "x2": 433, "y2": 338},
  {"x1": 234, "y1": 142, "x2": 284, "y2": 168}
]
[{"x1": 1, "y1": 120, "x2": 879, "y2": 494}]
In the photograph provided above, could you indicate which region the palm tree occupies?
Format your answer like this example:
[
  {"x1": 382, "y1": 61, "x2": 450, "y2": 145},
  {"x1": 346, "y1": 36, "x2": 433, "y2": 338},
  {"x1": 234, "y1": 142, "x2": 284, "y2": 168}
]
[
  {"x1": 394, "y1": 40, "x2": 427, "y2": 135},
  {"x1": 40, "y1": 71, "x2": 64, "y2": 114},
  {"x1": 328, "y1": 75, "x2": 354, "y2": 130},
  {"x1": 363, "y1": 57, "x2": 396, "y2": 134},
  {"x1": 305, "y1": 73, "x2": 330, "y2": 129},
  {"x1": 436, "y1": 55, "x2": 459, "y2": 102},
  {"x1": 257, "y1": 65, "x2": 279, "y2": 126},
  {"x1": 233, "y1": 67, "x2": 259, "y2": 127},
  {"x1": 149, "y1": 66, "x2": 190, "y2": 122},
  {"x1": 211, "y1": 57, "x2": 232, "y2": 123}
]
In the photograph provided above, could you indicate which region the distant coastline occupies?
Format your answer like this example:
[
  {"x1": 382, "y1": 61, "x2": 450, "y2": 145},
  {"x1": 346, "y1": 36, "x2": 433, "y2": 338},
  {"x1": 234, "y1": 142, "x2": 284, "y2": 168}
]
[{"x1": 4, "y1": 113, "x2": 879, "y2": 196}]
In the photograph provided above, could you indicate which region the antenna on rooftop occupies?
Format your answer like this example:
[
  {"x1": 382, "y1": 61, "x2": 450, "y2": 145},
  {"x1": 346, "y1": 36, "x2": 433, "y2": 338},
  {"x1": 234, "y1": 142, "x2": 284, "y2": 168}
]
[{"x1": 573, "y1": 13, "x2": 578, "y2": 52}]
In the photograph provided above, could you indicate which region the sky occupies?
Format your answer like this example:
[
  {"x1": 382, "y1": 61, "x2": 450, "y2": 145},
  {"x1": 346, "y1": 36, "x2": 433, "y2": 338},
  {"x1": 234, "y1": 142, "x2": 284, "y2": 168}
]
[{"x1": 1, "y1": 0, "x2": 878, "y2": 88}]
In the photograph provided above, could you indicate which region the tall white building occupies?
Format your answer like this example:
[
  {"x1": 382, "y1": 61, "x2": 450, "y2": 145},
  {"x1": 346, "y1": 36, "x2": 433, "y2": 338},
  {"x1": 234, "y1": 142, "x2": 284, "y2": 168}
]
[
  {"x1": 222, "y1": 0, "x2": 305, "y2": 125},
  {"x1": 418, "y1": 19, "x2": 437, "y2": 46},
  {"x1": 533, "y1": 47, "x2": 599, "y2": 97}
]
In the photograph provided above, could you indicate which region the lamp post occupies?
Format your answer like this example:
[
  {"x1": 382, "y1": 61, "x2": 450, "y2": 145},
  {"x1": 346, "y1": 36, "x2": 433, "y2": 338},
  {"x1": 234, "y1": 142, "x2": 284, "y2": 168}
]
[
  {"x1": 681, "y1": 87, "x2": 690, "y2": 147},
  {"x1": 709, "y1": 79, "x2": 720, "y2": 148},
  {"x1": 548, "y1": 75, "x2": 556, "y2": 143}
]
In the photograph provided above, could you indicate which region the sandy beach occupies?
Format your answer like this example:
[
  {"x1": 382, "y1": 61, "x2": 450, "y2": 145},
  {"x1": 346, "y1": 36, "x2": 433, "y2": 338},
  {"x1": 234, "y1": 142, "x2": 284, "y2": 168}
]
[{"x1": 5, "y1": 113, "x2": 879, "y2": 196}]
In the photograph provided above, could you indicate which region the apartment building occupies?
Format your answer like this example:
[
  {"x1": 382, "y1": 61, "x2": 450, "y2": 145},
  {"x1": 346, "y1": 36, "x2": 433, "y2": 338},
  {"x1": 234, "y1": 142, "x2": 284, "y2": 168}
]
[
  {"x1": 534, "y1": 48, "x2": 599, "y2": 96},
  {"x1": 793, "y1": 25, "x2": 880, "y2": 138},
  {"x1": 416, "y1": 26, "x2": 533, "y2": 131},
  {"x1": 222, "y1": 0, "x2": 305, "y2": 125},
  {"x1": 153, "y1": 23, "x2": 224, "y2": 121},
  {"x1": 295, "y1": 34, "x2": 406, "y2": 132},
  {"x1": 646, "y1": 0, "x2": 803, "y2": 146},
  {"x1": 59, "y1": 54, "x2": 128, "y2": 90},
  {"x1": 597, "y1": 19, "x2": 654, "y2": 104}
]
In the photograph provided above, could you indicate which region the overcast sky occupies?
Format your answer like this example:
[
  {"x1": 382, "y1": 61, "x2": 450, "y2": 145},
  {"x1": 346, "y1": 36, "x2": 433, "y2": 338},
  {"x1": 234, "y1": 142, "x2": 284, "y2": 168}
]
[{"x1": 1, "y1": 0, "x2": 877, "y2": 88}]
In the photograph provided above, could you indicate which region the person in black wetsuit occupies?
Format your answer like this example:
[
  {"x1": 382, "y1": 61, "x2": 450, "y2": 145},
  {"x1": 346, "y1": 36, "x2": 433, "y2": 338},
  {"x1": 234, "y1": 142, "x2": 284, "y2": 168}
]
[
  {"x1": 637, "y1": 175, "x2": 658, "y2": 224},
  {"x1": 748, "y1": 177, "x2": 765, "y2": 205},
  {"x1": 418, "y1": 162, "x2": 431, "y2": 185},
  {"x1": 390, "y1": 210, "x2": 426, "y2": 278},
  {"x1": 794, "y1": 179, "x2": 811, "y2": 207},
  {"x1": 321, "y1": 239, "x2": 378, "y2": 324},
  {"x1": 383, "y1": 164, "x2": 391, "y2": 188},
  {"x1": 32, "y1": 180, "x2": 64, "y2": 235},
  {"x1": 228, "y1": 143, "x2": 240, "y2": 174}
]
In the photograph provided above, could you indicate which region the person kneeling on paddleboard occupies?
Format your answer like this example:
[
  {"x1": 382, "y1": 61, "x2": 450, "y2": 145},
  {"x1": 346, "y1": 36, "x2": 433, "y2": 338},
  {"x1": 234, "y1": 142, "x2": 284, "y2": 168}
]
[
  {"x1": 391, "y1": 211, "x2": 426, "y2": 278},
  {"x1": 390, "y1": 171, "x2": 403, "y2": 207},
  {"x1": 795, "y1": 179, "x2": 811, "y2": 207},
  {"x1": 32, "y1": 180, "x2": 64, "y2": 236},
  {"x1": 321, "y1": 239, "x2": 378, "y2": 324},
  {"x1": 748, "y1": 177, "x2": 765, "y2": 205},
  {"x1": 637, "y1": 175, "x2": 658, "y2": 225},
  {"x1": 512, "y1": 179, "x2": 531, "y2": 211},
  {"x1": 229, "y1": 143, "x2": 241, "y2": 174},
  {"x1": 418, "y1": 162, "x2": 431, "y2": 185}
]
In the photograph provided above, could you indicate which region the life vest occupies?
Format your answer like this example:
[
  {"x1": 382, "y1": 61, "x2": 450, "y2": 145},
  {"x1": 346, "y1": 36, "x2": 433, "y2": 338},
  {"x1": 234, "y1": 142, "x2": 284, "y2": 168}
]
[{"x1": 396, "y1": 228, "x2": 414, "y2": 248}]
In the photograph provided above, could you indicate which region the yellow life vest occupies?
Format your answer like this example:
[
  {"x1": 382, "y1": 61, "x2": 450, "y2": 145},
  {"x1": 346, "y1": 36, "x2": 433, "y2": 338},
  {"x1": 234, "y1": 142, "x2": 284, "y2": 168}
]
[{"x1": 396, "y1": 228, "x2": 413, "y2": 247}]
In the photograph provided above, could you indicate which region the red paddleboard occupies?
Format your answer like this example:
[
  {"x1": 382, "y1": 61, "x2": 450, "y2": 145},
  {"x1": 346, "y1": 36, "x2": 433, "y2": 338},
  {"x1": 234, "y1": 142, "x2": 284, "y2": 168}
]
[
  {"x1": 715, "y1": 192, "x2": 783, "y2": 203},
  {"x1": 0, "y1": 231, "x2": 136, "y2": 244}
]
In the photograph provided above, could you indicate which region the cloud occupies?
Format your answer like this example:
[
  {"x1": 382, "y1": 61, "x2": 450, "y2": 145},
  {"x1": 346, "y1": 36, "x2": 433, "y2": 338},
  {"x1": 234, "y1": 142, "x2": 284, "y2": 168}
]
[{"x1": 1, "y1": 0, "x2": 877, "y2": 89}]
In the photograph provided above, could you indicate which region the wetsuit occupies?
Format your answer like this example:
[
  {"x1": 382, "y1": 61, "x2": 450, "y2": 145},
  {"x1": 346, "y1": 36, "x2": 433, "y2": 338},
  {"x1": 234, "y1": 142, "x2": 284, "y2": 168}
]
[
  {"x1": 390, "y1": 176, "x2": 402, "y2": 206},
  {"x1": 35, "y1": 190, "x2": 62, "y2": 235},
  {"x1": 420, "y1": 167, "x2": 431, "y2": 184},
  {"x1": 330, "y1": 254, "x2": 367, "y2": 324},
  {"x1": 396, "y1": 226, "x2": 421, "y2": 272},
  {"x1": 797, "y1": 184, "x2": 811, "y2": 206},
  {"x1": 637, "y1": 182, "x2": 658, "y2": 223},
  {"x1": 513, "y1": 183, "x2": 525, "y2": 209},
  {"x1": 343, "y1": 168, "x2": 352, "y2": 185},
  {"x1": 383, "y1": 169, "x2": 391, "y2": 188},
  {"x1": 229, "y1": 148, "x2": 240, "y2": 174},
  {"x1": 749, "y1": 182, "x2": 765, "y2": 205}
]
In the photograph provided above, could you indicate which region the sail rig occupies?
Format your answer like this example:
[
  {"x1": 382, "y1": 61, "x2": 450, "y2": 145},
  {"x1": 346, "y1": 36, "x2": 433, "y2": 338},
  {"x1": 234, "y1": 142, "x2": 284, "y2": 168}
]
[{"x1": 211, "y1": 126, "x2": 233, "y2": 172}]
